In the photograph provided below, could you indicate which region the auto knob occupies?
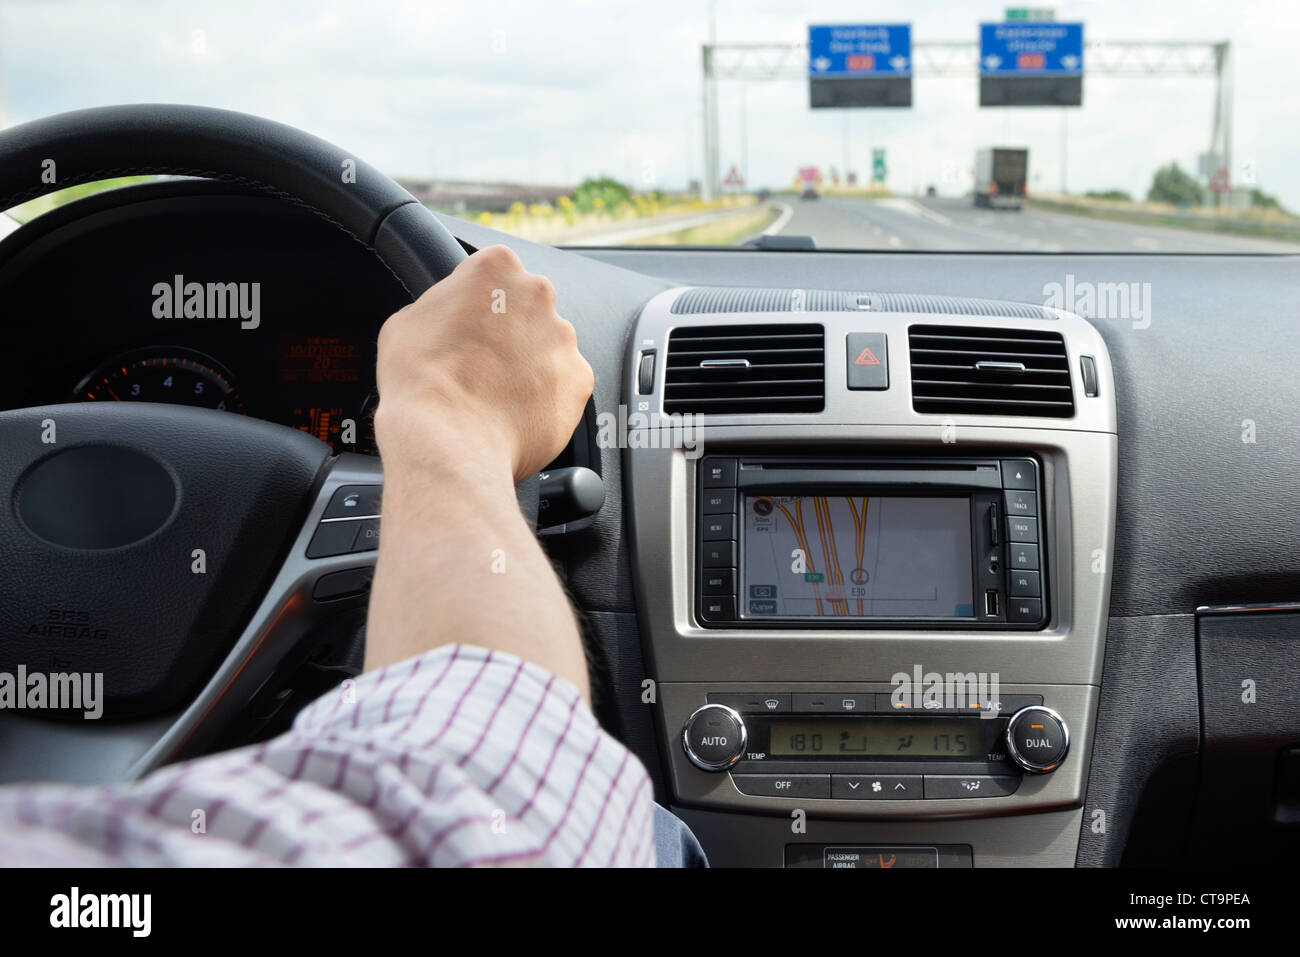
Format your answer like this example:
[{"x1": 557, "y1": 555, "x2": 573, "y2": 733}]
[
  {"x1": 1004, "y1": 705, "x2": 1070, "y2": 774},
  {"x1": 681, "y1": 704, "x2": 748, "y2": 771}
]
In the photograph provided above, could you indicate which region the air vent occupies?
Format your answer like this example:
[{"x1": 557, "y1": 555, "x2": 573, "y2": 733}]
[
  {"x1": 664, "y1": 324, "x2": 825, "y2": 414},
  {"x1": 909, "y1": 325, "x2": 1074, "y2": 418}
]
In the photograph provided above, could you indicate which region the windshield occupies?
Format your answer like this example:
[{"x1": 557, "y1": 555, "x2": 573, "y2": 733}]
[{"x1": 3, "y1": 0, "x2": 1297, "y2": 252}]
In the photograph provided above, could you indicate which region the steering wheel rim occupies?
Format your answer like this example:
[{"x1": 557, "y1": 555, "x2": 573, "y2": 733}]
[
  {"x1": 0, "y1": 103, "x2": 468, "y2": 296},
  {"x1": 0, "y1": 105, "x2": 487, "y2": 781}
]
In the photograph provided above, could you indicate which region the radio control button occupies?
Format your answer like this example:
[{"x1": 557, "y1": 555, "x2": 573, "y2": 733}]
[
  {"x1": 701, "y1": 541, "x2": 736, "y2": 567},
  {"x1": 323, "y1": 484, "x2": 382, "y2": 519},
  {"x1": 1006, "y1": 516, "x2": 1038, "y2": 543},
  {"x1": 701, "y1": 514, "x2": 735, "y2": 540},
  {"x1": 732, "y1": 774, "x2": 830, "y2": 798},
  {"x1": 792, "y1": 692, "x2": 872, "y2": 713},
  {"x1": 833, "y1": 774, "x2": 922, "y2": 800},
  {"x1": 682, "y1": 704, "x2": 747, "y2": 771},
  {"x1": 1005, "y1": 706, "x2": 1069, "y2": 773},
  {"x1": 923, "y1": 775, "x2": 1021, "y2": 799},
  {"x1": 1008, "y1": 543, "x2": 1039, "y2": 570},
  {"x1": 702, "y1": 459, "x2": 737, "y2": 487},
  {"x1": 707, "y1": 692, "x2": 789, "y2": 713},
  {"x1": 1000, "y1": 460, "x2": 1037, "y2": 490},
  {"x1": 700, "y1": 568, "x2": 735, "y2": 595},
  {"x1": 1007, "y1": 570, "x2": 1040, "y2": 597},
  {"x1": 1006, "y1": 597, "x2": 1042, "y2": 623},
  {"x1": 701, "y1": 488, "x2": 736, "y2": 514},
  {"x1": 1003, "y1": 489, "x2": 1037, "y2": 517},
  {"x1": 700, "y1": 597, "x2": 736, "y2": 622}
]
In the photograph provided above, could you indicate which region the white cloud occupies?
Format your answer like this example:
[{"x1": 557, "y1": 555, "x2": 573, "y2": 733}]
[{"x1": 0, "y1": 0, "x2": 1296, "y2": 209}]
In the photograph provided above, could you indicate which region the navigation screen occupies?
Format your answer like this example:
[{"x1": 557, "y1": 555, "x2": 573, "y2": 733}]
[{"x1": 740, "y1": 495, "x2": 974, "y2": 619}]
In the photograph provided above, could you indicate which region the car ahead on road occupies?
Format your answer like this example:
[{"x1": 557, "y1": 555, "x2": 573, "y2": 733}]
[
  {"x1": 0, "y1": 3, "x2": 1297, "y2": 903},
  {"x1": 974, "y1": 147, "x2": 1029, "y2": 209}
]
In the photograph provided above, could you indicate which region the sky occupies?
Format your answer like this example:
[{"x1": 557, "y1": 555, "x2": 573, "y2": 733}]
[{"x1": 1, "y1": 0, "x2": 1296, "y2": 208}]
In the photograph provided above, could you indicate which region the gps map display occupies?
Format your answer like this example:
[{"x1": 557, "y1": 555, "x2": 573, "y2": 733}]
[{"x1": 740, "y1": 495, "x2": 974, "y2": 619}]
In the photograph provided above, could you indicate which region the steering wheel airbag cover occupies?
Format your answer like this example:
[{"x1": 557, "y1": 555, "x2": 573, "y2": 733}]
[{"x1": 0, "y1": 404, "x2": 330, "y2": 718}]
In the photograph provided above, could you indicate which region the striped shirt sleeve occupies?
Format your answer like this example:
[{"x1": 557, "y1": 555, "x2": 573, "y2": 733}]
[{"x1": 0, "y1": 644, "x2": 657, "y2": 867}]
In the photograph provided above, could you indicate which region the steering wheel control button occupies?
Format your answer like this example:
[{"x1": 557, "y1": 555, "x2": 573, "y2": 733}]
[
  {"x1": 1000, "y1": 459, "x2": 1037, "y2": 490},
  {"x1": 1006, "y1": 706, "x2": 1069, "y2": 773},
  {"x1": 732, "y1": 774, "x2": 830, "y2": 799},
  {"x1": 833, "y1": 774, "x2": 922, "y2": 800},
  {"x1": 702, "y1": 458, "x2": 737, "y2": 487},
  {"x1": 351, "y1": 518, "x2": 381, "y2": 552},
  {"x1": 306, "y1": 520, "x2": 360, "y2": 559},
  {"x1": 682, "y1": 704, "x2": 747, "y2": 771},
  {"x1": 846, "y1": 333, "x2": 889, "y2": 390},
  {"x1": 923, "y1": 775, "x2": 1022, "y2": 799},
  {"x1": 323, "y1": 484, "x2": 382, "y2": 519},
  {"x1": 312, "y1": 566, "x2": 374, "y2": 602}
]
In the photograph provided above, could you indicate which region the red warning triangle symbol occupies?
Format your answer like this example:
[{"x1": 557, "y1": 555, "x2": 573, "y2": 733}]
[{"x1": 854, "y1": 346, "x2": 881, "y2": 365}]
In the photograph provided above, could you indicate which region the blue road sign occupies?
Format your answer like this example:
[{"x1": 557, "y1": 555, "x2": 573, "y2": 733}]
[
  {"x1": 808, "y1": 24, "x2": 912, "y2": 78},
  {"x1": 979, "y1": 22, "x2": 1083, "y2": 75}
]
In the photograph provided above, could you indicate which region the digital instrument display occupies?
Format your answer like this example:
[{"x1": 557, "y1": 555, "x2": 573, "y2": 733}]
[
  {"x1": 768, "y1": 718, "x2": 977, "y2": 757},
  {"x1": 741, "y1": 495, "x2": 974, "y2": 619},
  {"x1": 277, "y1": 334, "x2": 365, "y2": 385}
]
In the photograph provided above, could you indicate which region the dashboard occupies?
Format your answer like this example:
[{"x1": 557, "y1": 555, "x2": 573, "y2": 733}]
[{"x1": 3, "y1": 177, "x2": 1299, "y2": 869}]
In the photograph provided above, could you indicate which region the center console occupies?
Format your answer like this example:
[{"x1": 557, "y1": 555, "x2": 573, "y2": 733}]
[{"x1": 623, "y1": 288, "x2": 1117, "y2": 867}]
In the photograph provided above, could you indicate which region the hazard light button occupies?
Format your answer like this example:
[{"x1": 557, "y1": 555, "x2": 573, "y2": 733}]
[{"x1": 846, "y1": 333, "x2": 889, "y2": 390}]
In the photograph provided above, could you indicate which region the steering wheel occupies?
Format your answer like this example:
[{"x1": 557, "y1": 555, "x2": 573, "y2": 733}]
[{"x1": 0, "y1": 105, "x2": 526, "y2": 782}]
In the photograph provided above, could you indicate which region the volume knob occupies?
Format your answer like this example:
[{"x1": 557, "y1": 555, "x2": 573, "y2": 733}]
[
  {"x1": 1005, "y1": 706, "x2": 1069, "y2": 774},
  {"x1": 682, "y1": 704, "x2": 748, "y2": 771}
]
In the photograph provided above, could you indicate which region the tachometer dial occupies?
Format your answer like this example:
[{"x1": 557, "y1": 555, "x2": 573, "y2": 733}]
[{"x1": 74, "y1": 350, "x2": 243, "y2": 412}]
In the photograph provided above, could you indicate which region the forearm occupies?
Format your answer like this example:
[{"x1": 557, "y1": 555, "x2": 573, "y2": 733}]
[{"x1": 364, "y1": 440, "x2": 590, "y2": 700}]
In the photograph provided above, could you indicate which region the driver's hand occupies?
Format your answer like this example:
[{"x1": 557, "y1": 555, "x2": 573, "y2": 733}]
[{"x1": 374, "y1": 245, "x2": 594, "y2": 483}]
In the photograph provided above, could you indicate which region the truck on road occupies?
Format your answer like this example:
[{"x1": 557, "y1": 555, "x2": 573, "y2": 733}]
[{"x1": 974, "y1": 148, "x2": 1028, "y2": 209}]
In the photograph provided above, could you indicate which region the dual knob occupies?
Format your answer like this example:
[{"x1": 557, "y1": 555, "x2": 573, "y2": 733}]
[{"x1": 682, "y1": 703, "x2": 1069, "y2": 775}]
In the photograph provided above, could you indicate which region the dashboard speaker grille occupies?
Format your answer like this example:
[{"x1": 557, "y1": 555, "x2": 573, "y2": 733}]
[
  {"x1": 869, "y1": 294, "x2": 1055, "y2": 320},
  {"x1": 664, "y1": 324, "x2": 825, "y2": 414},
  {"x1": 670, "y1": 288, "x2": 858, "y2": 314},
  {"x1": 909, "y1": 324, "x2": 1074, "y2": 418}
]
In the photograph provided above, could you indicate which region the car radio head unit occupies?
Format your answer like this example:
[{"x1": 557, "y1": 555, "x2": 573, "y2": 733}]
[{"x1": 697, "y1": 455, "x2": 1047, "y2": 629}]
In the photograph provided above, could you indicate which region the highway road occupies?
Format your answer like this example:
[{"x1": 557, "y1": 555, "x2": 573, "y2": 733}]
[{"x1": 767, "y1": 195, "x2": 1300, "y2": 253}]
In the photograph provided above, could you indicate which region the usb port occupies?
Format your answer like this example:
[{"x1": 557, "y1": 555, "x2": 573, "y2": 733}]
[{"x1": 984, "y1": 589, "x2": 1000, "y2": 617}]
